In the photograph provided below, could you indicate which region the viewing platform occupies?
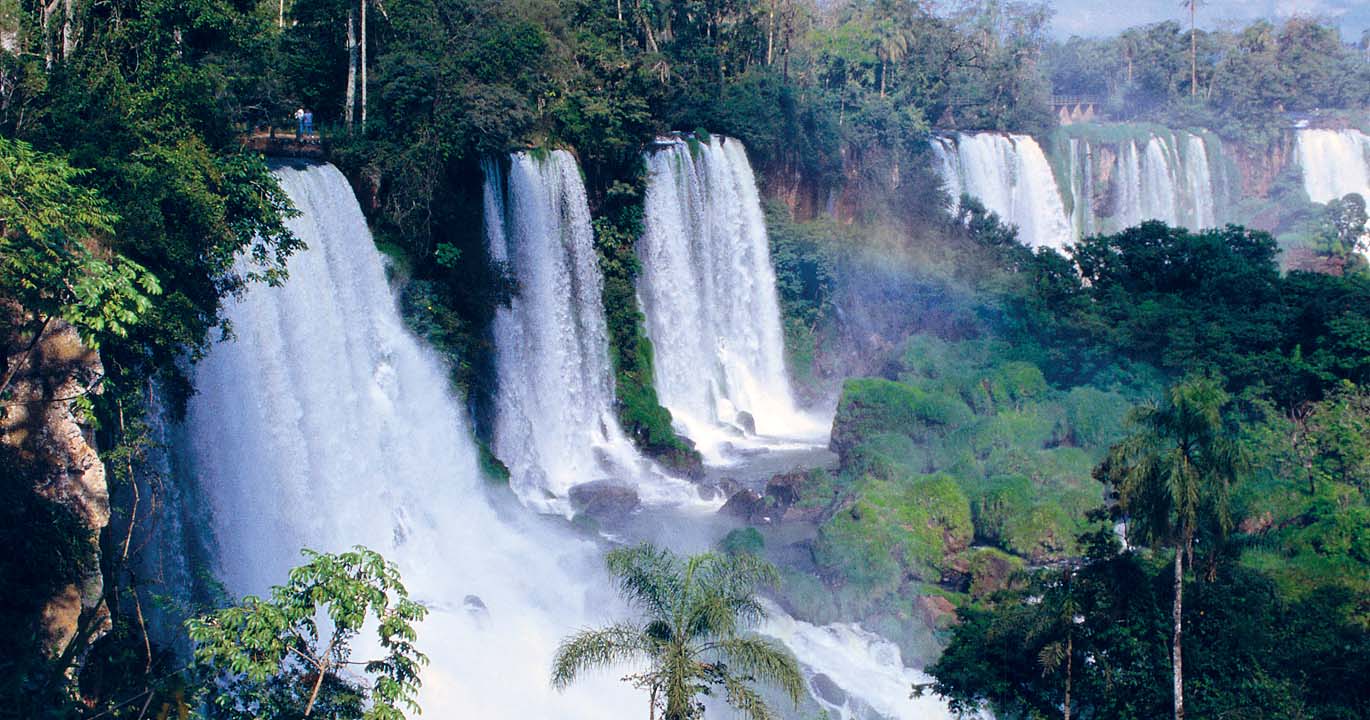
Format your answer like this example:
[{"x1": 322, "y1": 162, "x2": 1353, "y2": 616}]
[{"x1": 241, "y1": 128, "x2": 326, "y2": 159}]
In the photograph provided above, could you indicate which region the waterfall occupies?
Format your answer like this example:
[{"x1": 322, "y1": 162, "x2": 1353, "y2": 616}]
[
  {"x1": 761, "y1": 601, "x2": 954, "y2": 720},
  {"x1": 931, "y1": 132, "x2": 1074, "y2": 250},
  {"x1": 1139, "y1": 136, "x2": 1180, "y2": 226},
  {"x1": 174, "y1": 161, "x2": 956, "y2": 719},
  {"x1": 1067, "y1": 138, "x2": 1095, "y2": 239},
  {"x1": 1065, "y1": 129, "x2": 1220, "y2": 235},
  {"x1": 183, "y1": 163, "x2": 646, "y2": 717},
  {"x1": 638, "y1": 136, "x2": 827, "y2": 464},
  {"x1": 1297, "y1": 128, "x2": 1370, "y2": 204},
  {"x1": 1182, "y1": 134, "x2": 1216, "y2": 229},
  {"x1": 485, "y1": 151, "x2": 703, "y2": 512}
]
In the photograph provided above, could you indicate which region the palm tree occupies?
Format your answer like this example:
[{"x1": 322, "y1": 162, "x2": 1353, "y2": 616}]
[
  {"x1": 552, "y1": 544, "x2": 805, "y2": 720},
  {"x1": 873, "y1": 18, "x2": 912, "y2": 98},
  {"x1": 1031, "y1": 565, "x2": 1080, "y2": 720},
  {"x1": 1102, "y1": 376, "x2": 1240, "y2": 720},
  {"x1": 1181, "y1": 0, "x2": 1204, "y2": 96}
]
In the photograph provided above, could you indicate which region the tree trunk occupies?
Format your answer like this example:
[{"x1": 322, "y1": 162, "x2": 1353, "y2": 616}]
[
  {"x1": 1172, "y1": 544, "x2": 1184, "y2": 720},
  {"x1": 360, "y1": 0, "x2": 367, "y2": 128},
  {"x1": 1064, "y1": 631, "x2": 1072, "y2": 720},
  {"x1": 766, "y1": 0, "x2": 776, "y2": 65},
  {"x1": 879, "y1": 59, "x2": 886, "y2": 98},
  {"x1": 1189, "y1": 5, "x2": 1197, "y2": 97},
  {"x1": 344, "y1": 8, "x2": 356, "y2": 131},
  {"x1": 278, "y1": 0, "x2": 283, "y2": 28},
  {"x1": 304, "y1": 664, "x2": 326, "y2": 716}
]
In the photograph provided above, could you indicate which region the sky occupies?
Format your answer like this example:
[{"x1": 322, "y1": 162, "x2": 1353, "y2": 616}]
[{"x1": 1048, "y1": 0, "x2": 1370, "y2": 41}]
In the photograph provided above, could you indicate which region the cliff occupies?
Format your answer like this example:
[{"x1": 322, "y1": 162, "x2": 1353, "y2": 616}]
[{"x1": 1, "y1": 314, "x2": 111, "y2": 658}]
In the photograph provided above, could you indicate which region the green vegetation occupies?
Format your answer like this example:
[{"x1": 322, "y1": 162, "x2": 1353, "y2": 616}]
[
  {"x1": 593, "y1": 171, "x2": 702, "y2": 474},
  {"x1": 3, "y1": 0, "x2": 1370, "y2": 716},
  {"x1": 552, "y1": 544, "x2": 803, "y2": 720},
  {"x1": 1045, "y1": 15, "x2": 1370, "y2": 143},
  {"x1": 187, "y1": 547, "x2": 427, "y2": 720},
  {"x1": 1099, "y1": 376, "x2": 1242, "y2": 719}
]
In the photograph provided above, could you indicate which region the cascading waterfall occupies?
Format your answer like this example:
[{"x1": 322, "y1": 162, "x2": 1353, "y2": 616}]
[
  {"x1": 638, "y1": 136, "x2": 828, "y2": 463},
  {"x1": 486, "y1": 151, "x2": 701, "y2": 512},
  {"x1": 180, "y1": 161, "x2": 954, "y2": 719},
  {"x1": 1095, "y1": 131, "x2": 1218, "y2": 232},
  {"x1": 761, "y1": 601, "x2": 953, "y2": 720},
  {"x1": 937, "y1": 129, "x2": 1222, "y2": 247},
  {"x1": 1067, "y1": 138, "x2": 1095, "y2": 239},
  {"x1": 1296, "y1": 128, "x2": 1370, "y2": 204},
  {"x1": 183, "y1": 163, "x2": 644, "y2": 717},
  {"x1": 1183, "y1": 133, "x2": 1217, "y2": 229},
  {"x1": 1138, "y1": 136, "x2": 1180, "y2": 226},
  {"x1": 931, "y1": 133, "x2": 1074, "y2": 250}
]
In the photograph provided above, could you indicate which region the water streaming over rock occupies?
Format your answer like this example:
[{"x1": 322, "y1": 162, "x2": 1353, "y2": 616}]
[
  {"x1": 182, "y1": 163, "x2": 645, "y2": 717},
  {"x1": 638, "y1": 136, "x2": 828, "y2": 463},
  {"x1": 935, "y1": 129, "x2": 1223, "y2": 247},
  {"x1": 178, "y1": 161, "x2": 956, "y2": 719},
  {"x1": 761, "y1": 601, "x2": 954, "y2": 720},
  {"x1": 1297, "y1": 128, "x2": 1370, "y2": 204},
  {"x1": 931, "y1": 133, "x2": 1074, "y2": 250},
  {"x1": 485, "y1": 151, "x2": 702, "y2": 512},
  {"x1": 1081, "y1": 131, "x2": 1219, "y2": 233}
]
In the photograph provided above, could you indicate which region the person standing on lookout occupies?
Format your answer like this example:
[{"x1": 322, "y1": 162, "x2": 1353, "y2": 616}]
[
  {"x1": 304, "y1": 109, "x2": 314, "y2": 136},
  {"x1": 294, "y1": 107, "x2": 304, "y2": 140}
]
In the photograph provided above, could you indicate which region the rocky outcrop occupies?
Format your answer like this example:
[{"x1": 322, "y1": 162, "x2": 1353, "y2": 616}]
[
  {"x1": 1, "y1": 316, "x2": 110, "y2": 657},
  {"x1": 916, "y1": 594, "x2": 957, "y2": 630},
  {"x1": 568, "y1": 480, "x2": 641, "y2": 525},
  {"x1": 1227, "y1": 131, "x2": 1295, "y2": 202}
]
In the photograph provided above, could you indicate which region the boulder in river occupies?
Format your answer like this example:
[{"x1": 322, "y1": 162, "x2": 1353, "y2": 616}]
[
  {"x1": 568, "y1": 480, "x2": 641, "y2": 524},
  {"x1": 720, "y1": 488, "x2": 766, "y2": 521},
  {"x1": 735, "y1": 410, "x2": 756, "y2": 434},
  {"x1": 810, "y1": 673, "x2": 847, "y2": 707}
]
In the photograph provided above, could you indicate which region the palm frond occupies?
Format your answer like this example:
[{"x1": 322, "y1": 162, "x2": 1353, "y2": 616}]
[
  {"x1": 607, "y1": 544, "x2": 681, "y2": 621},
  {"x1": 551, "y1": 623, "x2": 651, "y2": 690},
  {"x1": 718, "y1": 668, "x2": 781, "y2": 720},
  {"x1": 705, "y1": 635, "x2": 804, "y2": 705}
]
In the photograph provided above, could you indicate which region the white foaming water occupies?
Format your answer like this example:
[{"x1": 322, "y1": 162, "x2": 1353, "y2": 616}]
[
  {"x1": 184, "y1": 163, "x2": 645, "y2": 717},
  {"x1": 1077, "y1": 130, "x2": 1218, "y2": 234},
  {"x1": 761, "y1": 601, "x2": 956, "y2": 720},
  {"x1": 932, "y1": 133, "x2": 1073, "y2": 250},
  {"x1": 1297, "y1": 128, "x2": 1370, "y2": 204},
  {"x1": 1139, "y1": 136, "x2": 1180, "y2": 226},
  {"x1": 486, "y1": 151, "x2": 704, "y2": 512},
  {"x1": 1183, "y1": 134, "x2": 1216, "y2": 229},
  {"x1": 1067, "y1": 138, "x2": 1095, "y2": 239},
  {"x1": 638, "y1": 136, "x2": 829, "y2": 464}
]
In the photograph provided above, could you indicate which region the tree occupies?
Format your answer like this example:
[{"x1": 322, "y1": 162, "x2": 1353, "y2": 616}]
[
  {"x1": 1181, "y1": 1, "x2": 1203, "y2": 96},
  {"x1": 1031, "y1": 565, "x2": 1081, "y2": 720},
  {"x1": 186, "y1": 547, "x2": 427, "y2": 720},
  {"x1": 0, "y1": 136, "x2": 159, "y2": 397},
  {"x1": 552, "y1": 544, "x2": 804, "y2": 720},
  {"x1": 1101, "y1": 376, "x2": 1241, "y2": 720},
  {"x1": 1314, "y1": 193, "x2": 1368, "y2": 259}
]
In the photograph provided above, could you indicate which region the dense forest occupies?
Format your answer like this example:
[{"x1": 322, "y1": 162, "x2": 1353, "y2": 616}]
[{"x1": 2, "y1": 0, "x2": 1370, "y2": 718}]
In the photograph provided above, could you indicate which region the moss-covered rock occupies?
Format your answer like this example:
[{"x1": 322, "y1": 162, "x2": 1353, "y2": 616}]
[
  {"x1": 830, "y1": 378, "x2": 973, "y2": 463},
  {"x1": 815, "y1": 472, "x2": 973, "y2": 598},
  {"x1": 967, "y1": 547, "x2": 1025, "y2": 598}
]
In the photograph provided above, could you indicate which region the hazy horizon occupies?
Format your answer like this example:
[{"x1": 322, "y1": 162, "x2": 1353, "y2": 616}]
[{"x1": 1048, "y1": 0, "x2": 1370, "y2": 41}]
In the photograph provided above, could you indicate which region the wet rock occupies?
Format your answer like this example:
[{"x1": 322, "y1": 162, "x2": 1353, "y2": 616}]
[
  {"x1": 568, "y1": 480, "x2": 641, "y2": 524},
  {"x1": 720, "y1": 488, "x2": 765, "y2": 521},
  {"x1": 765, "y1": 471, "x2": 805, "y2": 515},
  {"x1": 810, "y1": 673, "x2": 847, "y2": 707},
  {"x1": 735, "y1": 410, "x2": 756, "y2": 435},
  {"x1": 463, "y1": 594, "x2": 489, "y2": 616},
  {"x1": 916, "y1": 595, "x2": 958, "y2": 630}
]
